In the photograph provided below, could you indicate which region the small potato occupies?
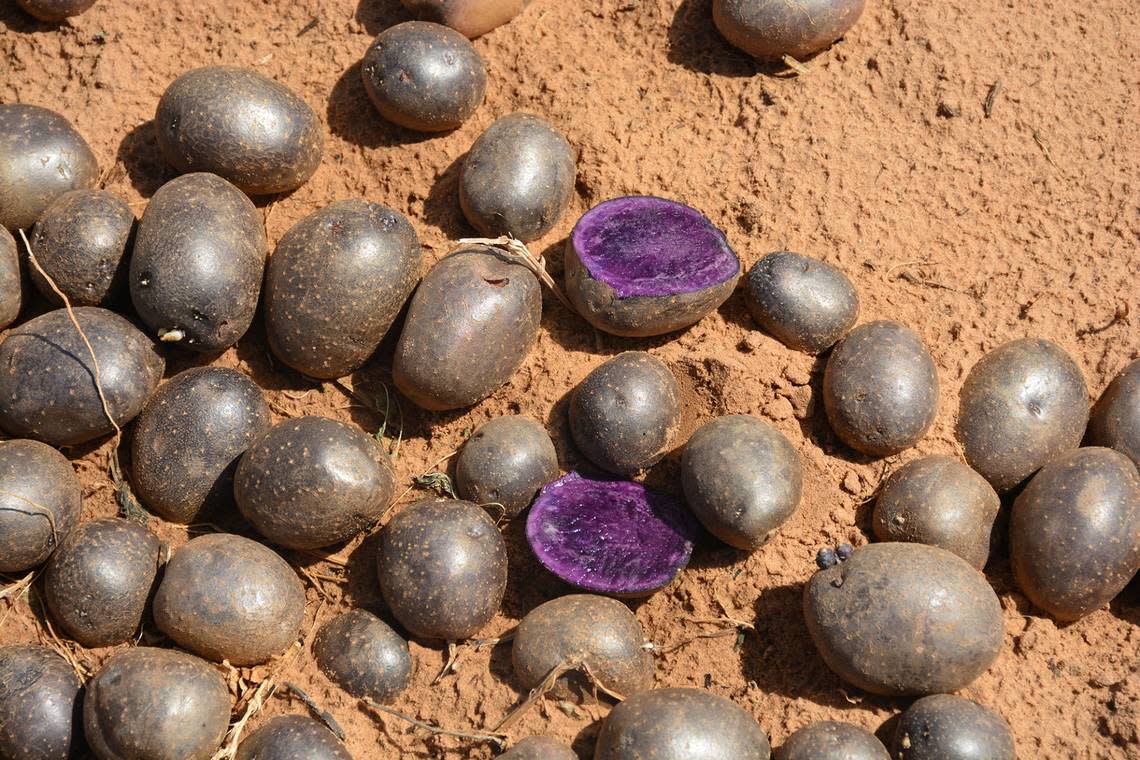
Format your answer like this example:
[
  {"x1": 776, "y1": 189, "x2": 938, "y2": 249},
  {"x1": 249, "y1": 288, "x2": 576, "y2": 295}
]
[
  {"x1": 377, "y1": 499, "x2": 508, "y2": 640},
  {"x1": 892, "y1": 694, "x2": 1015, "y2": 760},
  {"x1": 0, "y1": 227, "x2": 20, "y2": 328},
  {"x1": 156, "y1": 66, "x2": 324, "y2": 195},
  {"x1": 235, "y1": 715, "x2": 352, "y2": 760},
  {"x1": 744, "y1": 251, "x2": 859, "y2": 354},
  {"x1": 131, "y1": 172, "x2": 268, "y2": 351},
  {"x1": 1087, "y1": 359, "x2": 1140, "y2": 470},
  {"x1": 823, "y1": 320, "x2": 939, "y2": 456},
  {"x1": 0, "y1": 104, "x2": 98, "y2": 231},
  {"x1": 401, "y1": 0, "x2": 527, "y2": 38},
  {"x1": 265, "y1": 200, "x2": 421, "y2": 379},
  {"x1": 153, "y1": 533, "x2": 306, "y2": 665},
  {"x1": 0, "y1": 307, "x2": 164, "y2": 445},
  {"x1": 455, "y1": 415, "x2": 559, "y2": 517},
  {"x1": 569, "y1": 352, "x2": 680, "y2": 475},
  {"x1": 361, "y1": 21, "x2": 487, "y2": 132},
  {"x1": 777, "y1": 721, "x2": 888, "y2": 760},
  {"x1": 0, "y1": 439, "x2": 80, "y2": 574},
  {"x1": 0, "y1": 645, "x2": 82, "y2": 760},
  {"x1": 313, "y1": 609, "x2": 413, "y2": 703},
  {"x1": 500, "y1": 736, "x2": 577, "y2": 760},
  {"x1": 43, "y1": 518, "x2": 160, "y2": 647},
  {"x1": 459, "y1": 113, "x2": 576, "y2": 242},
  {"x1": 713, "y1": 0, "x2": 867, "y2": 60},
  {"x1": 16, "y1": 0, "x2": 96, "y2": 22}
]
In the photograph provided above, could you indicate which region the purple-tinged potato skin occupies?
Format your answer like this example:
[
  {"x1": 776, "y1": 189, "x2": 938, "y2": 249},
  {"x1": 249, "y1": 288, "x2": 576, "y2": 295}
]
[
  {"x1": 16, "y1": 0, "x2": 96, "y2": 21},
  {"x1": 744, "y1": 251, "x2": 859, "y2": 354},
  {"x1": 565, "y1": 196, "x2": 741, "y2": 338},
  {"x1": 313, "y1": 609, "x2": 412, "y2": 704},
  {"x1": 957, "y1": 337, "x2": 1089, "y2": 492},
  {"x1": 265, "y1": 200, "x2": 421, "y2": 380},
  {"x1": 0, "y1": 440, "x2": 80, "y2": 574},
  {"x1": 456, "y1": 416, "x2": 559, "y2": 518},
  {"x1": 393, "y1": 245, "x2": 541, "y2": 411},
  {"x1": 0, "y1": 227, "x2": 20, "y2": 329},
  {"x1": 892, "y1": 694, "x2": 1015, "y2": 760},
  {"x1": 501, "y1": 736, "x2": 577, "y2": 760},
  {"x1": 235, "y1": 715, "x2": 352, "y2": 760},
  {"x1": 0, "y1": 645, "x2": 82, "y2": 760},
  {"x1": 1010, "y1": 447, "x2": 1140, "y2": 621},
  {"x1": 804, "y1": 543, "x2": 1003, "y2": 697},
  {"x1": 776, "y1": 721, "x2": 889, "y2": 760},
  {"x1": 713, "y1": 0, "x2": 867, "y2": 61},
  {"x1": 1087, "y1": 359, "x2": 1140, "y2": 470},
  {"x1": 401, "y1": 0, "x2": 528, "y2": 38},
  {"x1": 0, "y1": 307, "x2": 164, "y2": 446},
  {"x1": 823, "y1": 320, "x2": 939, "y2": 456}
]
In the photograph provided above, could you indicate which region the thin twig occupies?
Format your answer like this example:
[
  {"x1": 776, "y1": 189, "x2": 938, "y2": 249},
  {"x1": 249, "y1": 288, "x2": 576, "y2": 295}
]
[
  {"x1": 390, "y1": 448, "x2": 462, "y2": 509},
  {"x1": 283, "y1": 682, "x2": 345, "y2": 740},
  {"x1": 984, "y1": 81, "x2": 1002, "y2": 118},
  {"x1": 363, "y1": 699, "x2": 507, "y2": 749},
  {"x1": 1032, "y1": 130, "x2": 1059, "y2": 168},
  {"x1": 781, "y1": 54, "x2": 811, "y2": 75},
  {"x1": 1076, "y1": 303, "x2": 1129, "y2": 337},
  {"x1": 458, "y1": 236, "x2": 576, "y2": 312},
  {"x1": 211, "y1": 640, "x2": 304, "y2": 760},
  {"x1": 492, "y1": 655, "x2": 626, "y2": 732},
  {"x1": 0, "y1": 570, "x2": 36, "y2": 603},
  {"x1": 433, "y1": 640, "x2": 459, "y2": 684}
]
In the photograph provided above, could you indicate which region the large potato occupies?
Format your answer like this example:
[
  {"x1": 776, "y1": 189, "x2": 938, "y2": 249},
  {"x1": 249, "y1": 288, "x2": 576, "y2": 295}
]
[
  {"x1": 0, "y1": 439, "x2": 81, "y2": 574},
  {"x1": 235, "y1": 715, "x2": 352, "y2": 760},
  {"x1": 1087, "y1": 358, "x2": 1140, "y2": 470},
  {"x1": 892, "y1": 694, "x2": 1015, "y2": 760},
  {"x1": 0, "y1": 645, "x2": 82, "y2": 760},
  {"x1": 313, "y1": 609, "x2": 412, "y2": 704},
  {"x1": 401, "y1": 0, "x2": 528, "y2": 38},
  {"x1": 777, "y1": 721, "x2": 888, "y2": 760},
  {"x1": 744, "y1": 251, "x2": 859, "y2": 354},
  {"x1": 713, "y1": 0, "x2": 867, "y2": 60},
  {"x1": 0, "y1": 227, "x2": 21, "y2": 328}
]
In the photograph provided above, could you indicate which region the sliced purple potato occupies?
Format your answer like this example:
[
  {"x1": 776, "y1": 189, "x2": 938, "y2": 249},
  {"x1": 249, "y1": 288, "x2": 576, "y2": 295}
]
[
  {"x1": 526, "y1": 472, "x2": 699, "y2": 597},
  {"x1": 565, "y1": 196, "x2": 741, "y2": 337}
]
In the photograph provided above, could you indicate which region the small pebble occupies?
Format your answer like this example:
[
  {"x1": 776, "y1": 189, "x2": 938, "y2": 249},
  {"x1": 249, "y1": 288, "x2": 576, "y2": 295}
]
[{"x1": 816, "y1": 547, "x2": 838, "y2": 569}]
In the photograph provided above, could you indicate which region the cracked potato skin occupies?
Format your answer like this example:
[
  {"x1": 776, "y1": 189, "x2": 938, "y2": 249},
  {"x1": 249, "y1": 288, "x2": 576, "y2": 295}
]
[
  {"x1": 16, "y1": 0, "x2": 96, "y2": 21},
  {"x1": 776, "y1": 721, "x2": 889, "y2": 760},
  {"x1": 0, "y1": 645, "x2": 82, "y2": 760},
  {"x1": 744, "y1": 251, "x2": 859, "y2": 354},
  {"x1": 313, "y1": 609, "x2": 413, "y2": 704},
  {"x1": 235, "y1": 715, "x2": 352, "y2": 760},
  {"x1": 500, "y1": 736, "x2": 578, "y2": 760},
  {"x1": 455, "y1": 416, "x2": 559, "y2": 517},
  {"x1": 0, "y1": 227, "x2": 21, "y2": 329},
  {"x1": 892, "y1": 694, "x2": 1015, "y2": 760},
  {"x1": 713, "y1": 0, "x2": 867, "y2": 61},
  {"x1": 1087, "y1": 358, "x2": 1140, "y2": 470},
  {"x1": 401, "y1": 0, "x2": 527, "y2": 38},
  {"x1": 0, "y1": 439, "x2": 80, "y2": 574}
]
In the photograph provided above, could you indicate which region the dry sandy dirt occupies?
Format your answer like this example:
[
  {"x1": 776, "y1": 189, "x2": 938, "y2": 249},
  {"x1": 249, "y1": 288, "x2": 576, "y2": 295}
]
[{"x1": 1, "y1": 0, "x2": 1138, "y2": 757}]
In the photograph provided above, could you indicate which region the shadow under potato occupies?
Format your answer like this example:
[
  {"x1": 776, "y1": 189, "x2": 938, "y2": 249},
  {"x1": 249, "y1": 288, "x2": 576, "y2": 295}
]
[
  {"x1": 354, "y1": 0, "x2": 412, "y2": 37},
  {"x1": 116, "y1": 120, "x2": 172, "y2": 199},
  {"x1": 423, "y1": 150, "x2": 473, "y2": 240}
]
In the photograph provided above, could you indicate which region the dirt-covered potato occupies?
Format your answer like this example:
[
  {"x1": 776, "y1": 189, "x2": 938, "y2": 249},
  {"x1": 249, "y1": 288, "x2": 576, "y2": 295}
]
[
  {"x1": 872, "y1": 455, "x2": 1000, "y2": 569},
  {"x1": 0, "y1": 439, "x2": 80, "y2": 574},
  {"x1": 803, "y1": 543, "x2": 1003, "y2": 696},
  {"x1": 156, "y1": 66, "x2": 324, "y2": 195},
  {"x1": 84, "y1": 647, "x2": 231, "y2": 760},
  {"x1": 16, "y1": 0, "x2": 96, "y2": 21},
  {"x1": 265, "y1": 200, "x2": 421, "y2": 379},
  {"x1": 235, "y1": 715, "x2": 352, "y2": 760},
  {"x1": 455, "y1": 416, "x2": 559, "y2": 517},
  {"x1": 43, "y1": 518, "x2": 160, "y2": 647},
  {"x1": 744, "y1": 251, "x2": 859, "y2": 354},
  {"x1": 776, "y1": 721, "x2": 889, "y2": 760},
  {"x1": 1087, "y1": 359, "x2": 1140, "y2": 469},
  {"x1": 361, "y1": 21, "x2": 486, "y2": 132},
  {"x1": 313, "y1": 609, "x2": 413, "y2": 703},
  {"x1": 401, "y1": 0, "x2": 527, "y2": 38},
  {"x1": 713, "y1": 0, "x2": 867, "y2": 60},
  {"x1": 565, "y1": 196, "x2": 741, "y2": 337},
  {"x1": 0, "y1": 644, "x2": 82, "y2": 760},
  {"x1": 377, "y1": 499, "x2": 508, "y2": 640},
  {"x1": 0, "y1": 104, "x2": 98, "y2": 231},
  {"x1": 459, "y1": 113, "x2": 575, "y2": 242},
  {"x1": 1010, "y1": 447, "x2": 1140, "y2": 621},
  {"x1": 500, "y1": 736, "x2": 577, "y2": 760},
  {"x1": 823, "y1": 320, "x2": 939, "y2": 456},
  {"x1": 957, "y1": 337, "x2": 1089, "y2": 491},
  {"x1": 595, "y1": 687, "x2": 771, "y2": 760},
  {"x1": 681, "y1": 415, "x2": 802, "y2": 550},
  {"x1": 131, "y1": 172, "x2": 267, "y2": 351},
  {"x1": 892, "y1": 694, "x2": 1015, "y2": 760},
  {"x1": 0, "y1": 227, "x2": 21, "y2": 329},
  {"x1": 569, "y1": 352, "x2": 681, "y2": 475},
  {"x1": 393, "y1": 245, "x2": 541, "y2": 410},
  {"x1": 153, "y1": 533, "x2": 306, "y2": 665},
  {"x1": 0, "y1": 307, "x2": 164, "y2": 445}
]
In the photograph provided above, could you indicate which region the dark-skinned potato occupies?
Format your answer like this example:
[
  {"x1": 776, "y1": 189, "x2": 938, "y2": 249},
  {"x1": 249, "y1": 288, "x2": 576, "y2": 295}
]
[
  {"x1": 459, "y1": 113, "x2": 575, "y2": 242},
  {"x1": 0, "y1": 104, "x2": 98, "y2": 231},
  {"x1": 455, "y1": 415, "x2": 559, "y2": 517},
  {"x1": 594, "y1": 687, "x2": 772, "y2": 760},
  {"x1": 777, "y1": 721, "x2": 889, "y2": 760},
  {"x1": 0, "y1": 645, "x2": 82, "y2": 760},
  {"x1": 0, "y1": 227, "x2": 20, "y2": 329},
  {"x1": 377, "y1": 499, "x2": 508, "y2": 640},
  {"x1": 804, "y1": 543, "x2": 1003, "y2": 696},
  {"x1": 235, "y1": 715, "x2": 352, "y2": 760},
  {"x1": 265, "y1": 200, "x2": 421, "y2": 379},
  {"x1": 84, "y1": 647, "x2": 230, "y2": 760},
  {"x1": 313, "y1": 609, "x2": 413, "y2": 703},
  {"x1": 401, "y1": 0, "x2": 528, "y2": 38},
  {"x1": 43, "y1": 518, "x2": 160, "y2": 647},
  {"x1": 153, "y1": 533, "x2": 306, "y2": 665},
  {"x1": 712, "y1": 0, "x2": 867, "y2": 60},
  {"x1": 393, "y1": 245, "x2": 541, "y2": 411},
  {"x1": 131, "y1": 172, "x2": 268, "y2": 351},
  {"x1": 1087, "y1": 358, "x2": 1140, "y2": 469},
  {"x1": 681, "y1": 415, "x2": 802, "y2": 550},
  {"x1": 0, "y1": 439, "x2": 80, "y2": 574},
  {"x1": 0, "y1": 307, "x2": 164, "y2": 446},
  {"x1": 361, "y1": 21, "x2": 486, "y2": 132},
  {"x1": 872, "y1": 456, "x2": 1000, "y2": 569},
  {"x1": 744, "y1": 251, "x2": 859, "y2": 354},
  {"x1": 155, "y1": 66, "x2": 324, "y2": 195},
  {"x1": 16, "y1": 0, "x2": 96, "y2": 21},
  {"x1": 501, "y1": 736, "x2": 577, "y2": 760},
  {"x1": 1011, "y1": 447, "x2": 1140, "y2": 621},
  {"x1": 957, "y1": 337, "x2": 1089, "y2": 492},
  {"x1": 823, "y1": 320, "x2": 939, "y2": 456},
  {"x1": 892, "y1": 694, "x2": 1015, "y2": 760}
]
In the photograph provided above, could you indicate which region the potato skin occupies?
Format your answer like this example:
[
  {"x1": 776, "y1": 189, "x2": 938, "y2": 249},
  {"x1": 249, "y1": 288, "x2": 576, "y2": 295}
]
[
  {"x1": 456, "y1": 416, "x2": 559, "y2": 517},
  {"x1": 892, "y1": 694, "x2": 1015, "y2": 760},
  {"x1": 131, "y1": 172, "x2": 268, "y2": 351},
  {"x1": 0, "y1": 439, "x2": 80, "y2": 574},
  {"x1": 0, "y1": 227, "x2": 21, "y2": 329},
  {"x1": 0, "y1": 644, "x2": 82, "y2": 760},
  {"x1": 776, "y1": 721, "x2": 889, "y2": 760},
  {"x1": 313, "y1": 609, "x2": 412, "y2": 704},
  {"x1": 501, "y1": 736, "x2": 577, "y2": 760},
  {"x1": 393, "y1": 245, "x2": 541, "y2": 411},
  {"x1": 713, "y1": 0, "x2": 867, "y2": 60},
  {"x1": 401, "y1": 0, "x2": 527, "y2": 38},
  {"x1": 265, "y1": 200, "x2": 421, "y2": 379},
  {"x1": 1087, "y1": 359, "x2": 1140, "y2": 470},
  {"x1": 744, "y1": 251, "x2": 859, "y2": 354},
  {"x1": 235, "y1": 715, "x2": 352, "y2": 760},
  {"x1": 16, "y1": 0, "x2": 96, "y2": 22}
]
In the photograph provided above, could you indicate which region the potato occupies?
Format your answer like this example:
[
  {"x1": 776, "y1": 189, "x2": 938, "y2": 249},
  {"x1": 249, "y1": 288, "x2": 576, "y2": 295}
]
[
  {"x1": 377, "y1": 499, "x2": 507, "y2": 640},
  {"x1": 823, "y1": 320, "x2": 939, "y2": 456},
  {"x1": 713, "y1": 0, "x2": 867, "y2": 60},
  {"x1": 16, "y1": 0, "x2": 96, "y2": 22},
  {"x1": 744, "y1": 251, "x2": 859, "y2": 354},
  {"x1": 1010, "y1": 447, "x2": 1140, "y2": 621},
  {"x1": 803, "y1": 543, "x2": 1003, "y2": 696},
  {"x1": 0, "y1": 439, "x2": 80, "y2": 574},
  {"x1": 313, "y1": 609, "x2": 412, "y2": 703},
  {"x1": 361, "y1": 21, "x2": 486, "y2": 132},
  {"x1": 681, "y1": 415, "x2": 802, "y2": 550},
  {"x1": 43, "y1": 518, "x2": 160, "y2": 647},
  {"x1": 153, "y1": 533, "x2": 306, "y2": 665},
  {"x1": 0, "y1": 104, "x2": 98, "y2": 231},
  {"x1": 235, "y1": 715, "x2": 352, "y2": 760},
  {"x1": 155, "y1": 66, "x2": 324, "y2": 196},
  {"x1": 0, "y1": 307, "x2": 164, "y2": 445},
  {"x1": 1087, "y1": 359, "x2": 1140, "y2": 469},
  {"x1": 401, "y1": 0, "x2": 527, "y2": 38},
  {"x1": 892, "y1": 694, "x2": 1015, "y2": 760},
  {"x1": 565, "y1": 196, "x2": 741, "y2": 337},
  {"x1": 0, "y1": 227, "x2": 20, "y2": 329},
  {"x1": 872, "y1": 455, "x2": 1000, "y2": 569},
  {"x1": 84, "y1": 647, "x2": 231, "y2": 760},
  {"x1": 455, "y1": 415, "x2": 559, "y2": 517},
  {"x1": 501, "y1": 736, "x2": 577, "y2": 760},
  {"x1": 594, "y1": 687, "x2": 771, "y2": 760},
  {"x1": 569, "y1": 352, "x2": 681, "y2": 475},
  {"x1": 0, "y1": 645, "x2": 82, "y2": 760},
  {"x1": 236, "y1": 417, "x2": 396, "y2": 550},
  {"x1": 776, "y1": 721, "x2": 888, "y2": 760},
  {"x1": 132, "y1": 367, "x2": 270, "y2": 524},
  {"x1": 956, "y1": 337, "x2": 1088, "y2": 491},
  {"x1": 393, "y1": 245, "x2": 541, "y2": 410},
  {"x1": 459, "y1": 113, "x2": 576, "y2": 242},
  {"x1": 265, "y1": 200, "x2": 421, "y2": 379},
  {"x1": 131, "y1": 172, "x2": 267, "y2": 351}
]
